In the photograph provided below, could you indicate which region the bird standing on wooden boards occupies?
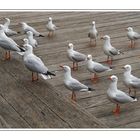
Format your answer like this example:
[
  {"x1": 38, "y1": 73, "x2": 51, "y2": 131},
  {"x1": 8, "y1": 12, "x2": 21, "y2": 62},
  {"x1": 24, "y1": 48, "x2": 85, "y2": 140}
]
[
  {"x1": 20, "y1": 22, "x2": 45, "y2": 37},
  {"x1": 23, "y1": 39, "x2": 56, "y2": 82},
  {"x1": 88, "y1": 21, "x2": 98, "y2": 47},
  {"x1": 107, "y1": 75, "x2": 137, "y2": 115},
  {"x1": 60, "y1": 65, "x2": 95, "y2": 101},
  {"x1": 101, "y1": 35, "x2": 124, "y2": 65},
  {"x1": 126, "y1": 27, "x2": 140, "y2": 48}
]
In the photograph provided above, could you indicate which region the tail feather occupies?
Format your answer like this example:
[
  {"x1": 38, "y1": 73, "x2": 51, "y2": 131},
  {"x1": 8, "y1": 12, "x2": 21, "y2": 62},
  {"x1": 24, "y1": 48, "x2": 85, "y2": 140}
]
[
  {"x1": 88, "y1": 87, "x2": 95, "y2": 91},
  {"x1": 130, "y1": 96, "x2": 137, "y2": 101}
]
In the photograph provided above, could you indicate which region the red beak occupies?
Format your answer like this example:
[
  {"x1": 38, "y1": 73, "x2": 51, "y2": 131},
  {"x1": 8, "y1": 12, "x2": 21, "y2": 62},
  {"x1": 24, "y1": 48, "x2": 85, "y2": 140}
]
[
  {"x1": 108, "y1": 76, "x2": 112, "y2": 80},
  {"x1": 59, "y1": 65, "x2": 64, "y2": 68}
]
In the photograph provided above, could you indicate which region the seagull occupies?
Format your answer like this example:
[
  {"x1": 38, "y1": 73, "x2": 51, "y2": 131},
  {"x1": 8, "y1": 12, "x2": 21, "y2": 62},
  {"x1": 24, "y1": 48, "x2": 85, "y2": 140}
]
[
  {"x1": 126, "y1": 27, "x2": 140, "y2": 48},
  {"x1": 0, "y1": 24, "x2": 24, "y2": 60},
  {"x1": 2, "y1": 18, "x2": 19, "y2": 36},
  {"x1": 87, "y1": 54, "x2": 112, "y2": 83},
  {"x1": 101, "y1": 35, "x2": 123, "y2": 65},
  {"x1": 67, "y1": 43, "x2": 86, "y2": 71},
  {"x1": 107, "y1": 75, "x2": 137, "y2": 115},
  {"x1": 88, "y1": 21, "x2": 98, "y2": 46},
  {"x1": 60, "y1": 65, "x2": 95, "y2": 101},
  {"x1": 23, "y1": 42, "x2": 55, "y2": 82},
  {"x1": 123, "y1": 64, "x2": 140, "y2": 97},
  {"x1": 26, "y1": 31, "x2": 38, "y2": 48},
  {"x1": 46, "y1": 17, "x2": 58, "y2": 37},
  {"x1": 20, "y1": 22, "x2": 44, "y2": 37}
]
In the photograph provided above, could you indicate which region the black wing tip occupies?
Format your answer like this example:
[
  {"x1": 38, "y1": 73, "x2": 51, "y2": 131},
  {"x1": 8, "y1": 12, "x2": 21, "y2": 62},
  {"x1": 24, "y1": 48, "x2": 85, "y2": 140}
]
[
  {"x1": 46, "y1": 71, "x2": 56, "y2": 76},
  {"x1": 19, "y1": 47, "x2": 25, "y2": 52},
  {"x1": 39, "y1": 34, "x2": 45, "y2": 37},
  {"x1": 17, "y1": 31, "x2": 21, "y2": 34},
  {"x1": 88, "y1": 87, "x2": 95, "y2": 91},
  {"x1": 130, "y1": 96, "x2": 136, "y2": 99}
]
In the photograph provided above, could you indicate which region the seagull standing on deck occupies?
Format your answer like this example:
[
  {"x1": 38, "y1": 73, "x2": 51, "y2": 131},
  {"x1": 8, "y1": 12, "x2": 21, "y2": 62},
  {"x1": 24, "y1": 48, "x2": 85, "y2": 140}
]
[
  {"x1": 20, "y1": 22, "x2": 44, "y2": 37},
  {"x1": 0, "y1": 24, "x2": 24, "y2": 60},
  {"x1": 126, "y1": 27, "x2": 140, "y2": 48},
  {"x1": 107, "y1": 75, "x2": 137, "y2": 115},
  {"x1": 46, "y1": 17, "x2": 58, "y2": 37},
  {"x1": 26, "y1": 31, "x2": 38, "y2": 48},
  {"x1": 101, "y1": 35, "x2": 123, "y2": 65},
  {"x1": 123, "y1": 64, "x2": 140, "y2": 97},
  {"x1": 67, "y1": 43, "x2": 86, "y2": 71},
  {"x1": 23, "y1": 41, "x2": 55, "y2": 82},
  {"x1": 60, "y1": 65, "x2": 95, "y2": 101},
  {"x1": 88, "y1": 21, "x2": 98, "y2": 46},
  {"x1": 2, "y1": 18, "x2": 18, "y2": 36},
  {"x1": 87, "y1": 54, "x2": 112, "y2": 83}
]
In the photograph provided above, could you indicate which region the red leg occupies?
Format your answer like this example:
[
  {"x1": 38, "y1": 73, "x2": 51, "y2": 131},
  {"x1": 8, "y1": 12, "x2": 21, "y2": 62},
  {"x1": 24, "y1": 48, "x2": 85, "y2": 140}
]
[
  {"x1": 129, "y1": 88, "x2": 131, "y2": 95},
  {"x1": 91, "y1": 73, "x2": 99, "y2": 83},
  {"x1": 113, "y1": 104, "x2": 120, "y2": 115},
  {"x1": 71, "y1": 91, "x2": 76, "y2": 101},
  {"x1": 76, "y1": 63, "x2": 78, "y2": 70},
  {"x1": 72, "y1": 62, "x2": 76, "y2": 71}
]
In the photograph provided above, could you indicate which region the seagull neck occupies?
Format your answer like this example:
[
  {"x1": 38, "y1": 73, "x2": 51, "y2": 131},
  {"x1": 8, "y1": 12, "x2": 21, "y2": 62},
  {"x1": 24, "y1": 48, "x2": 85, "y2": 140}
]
[
  {"x1": 104, "y1": 39, "x2": 111, "y2": 46},
  {"x1": 64, "y1": 70, "x2": 72, "y2": 80},
  {"x1": 4, "y1": 20, "x2": 10, "y2": 27},
  {"x1": 109, "y1": 81, "x2": 118, "y2": 91},
  {"x1": 25, "y1": 47, "x2": 33, "y2": 56},
  {"x1": 28, "y1": 34, "x2": 33, "y2": 39},
  {"x1": 92, "y1": 24, "x2": 96, "y2": 30},
  {"x1": 124, "y1": 70, "x2": 131, "y2": 76}
]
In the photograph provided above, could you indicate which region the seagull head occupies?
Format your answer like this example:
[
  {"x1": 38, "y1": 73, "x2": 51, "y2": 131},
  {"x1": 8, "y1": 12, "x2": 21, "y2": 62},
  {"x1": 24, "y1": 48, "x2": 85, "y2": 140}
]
[
  {"x1": 108, "y1": 75, "x2": 118, "y2": 82},
  {"x1": 48, "y1": 17, "x2": 52, "y2": 21},
  {"x1": 60, "y1": 65, "x2": 71, "y2": 72},
  {"x1": 26, "y1": 31, "x2": 33, "y2": 36},
  {"x1": 68, "y1": 43, "x2": 74, "y2": 49},
  {"x1": 100, "y1": 35, "x2": 110, "y2": 40},
  {"x1": 0, "y1": 24, "x2": 4, "y2": 31},
  {"x1": 87, "y1": 54, "x2": 92, "y2": 60},
  {"x1": 92, "y1": 21, "x2": 95, "y2": 25},
  {"x1": 123, "y1": 64, "x2": 132, "y2": 72},
  {"x1": 19, "y1": 22, "x2": 26, "y2": 26},
  {"x1": 5, "y1": 18, "x2": 10, "y2": 22},
  {"x1": 23, "y1": 38, "x2": 29, "y2": 44},
  {"x1": 126, "y1": 27, "x2": 133, "y2": 31}
]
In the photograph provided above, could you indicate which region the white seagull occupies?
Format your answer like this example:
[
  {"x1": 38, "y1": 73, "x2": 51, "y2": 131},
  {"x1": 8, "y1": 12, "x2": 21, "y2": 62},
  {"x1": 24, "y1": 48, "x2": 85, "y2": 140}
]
[
  {"x1": 123, "y1": 64, "x2": 140, "y2": 97},
  {"x1": 126, "y1": 27, "x2": 140, "y2": 48},
  {"x1": 60, "y1": 65, "x2": 95, "y2": 101},
  {"x1": 46, "y1": 17, "x2": 58, "y2": 37},
  {"x1": 107, "y1": 75, "x2": 137, "y2": 115},
  {"x1": 88, "y1": 21, "x2": 98, "y2": 46},
  {"x1": 0, "y1": 24, "x2": 24, "y2": 60},
  {"x1": 101, "y1": 35, "x2": 123, "y2": 65},
  {"x1": 26, "y1": 31, "x2": 38, "y2": 48},
  {"x1": 67, "y1": 43, "x2": 86, "y2": 71},
  {"x1": 87, "y1": 54, "x2": 112, "y2": 83},
  {"x1": 23, "y1": 42, "x2": 55, "y2": 81},
  {"x1": 20, "y1": 22, "x2": 44, "y2": 37},
  {"x1": 2, "y1": 18, "x2": 19, "y2": 36}
]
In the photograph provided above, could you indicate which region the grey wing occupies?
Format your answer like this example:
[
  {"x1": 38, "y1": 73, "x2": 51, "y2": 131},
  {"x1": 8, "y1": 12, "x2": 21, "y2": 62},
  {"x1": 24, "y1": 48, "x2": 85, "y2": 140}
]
[
  {"x1": 72, "y1": 51, "x2": 86, "y2": 62},
  {"x1": 115, "y1": 90, "x2": 134, "y2": 103},
  {"x1": 109, "y1": 47, "x2": 118, "y2": 55},
  {"x1": 93, "y1": 63, "x2": 110, "y2": 73},
  {"x1": 133, "y1": 32, "x2": 140, "y2": 39},
  {"x1": 131, "y1": 78, "x2": 140, "y2": 88},
  {"x1": 25, "y1": 55, "x2": 47, "y2": 73},
  {"x1": 68, "y1": 79, "x2": 88, "y2": 91}
]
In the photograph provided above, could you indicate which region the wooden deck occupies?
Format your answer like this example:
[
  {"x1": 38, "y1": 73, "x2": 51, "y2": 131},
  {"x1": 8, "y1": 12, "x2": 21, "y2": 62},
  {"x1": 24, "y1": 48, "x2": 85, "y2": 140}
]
[{"x1": 0, "y1": 12, "x2": 140, "y2": 128}]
